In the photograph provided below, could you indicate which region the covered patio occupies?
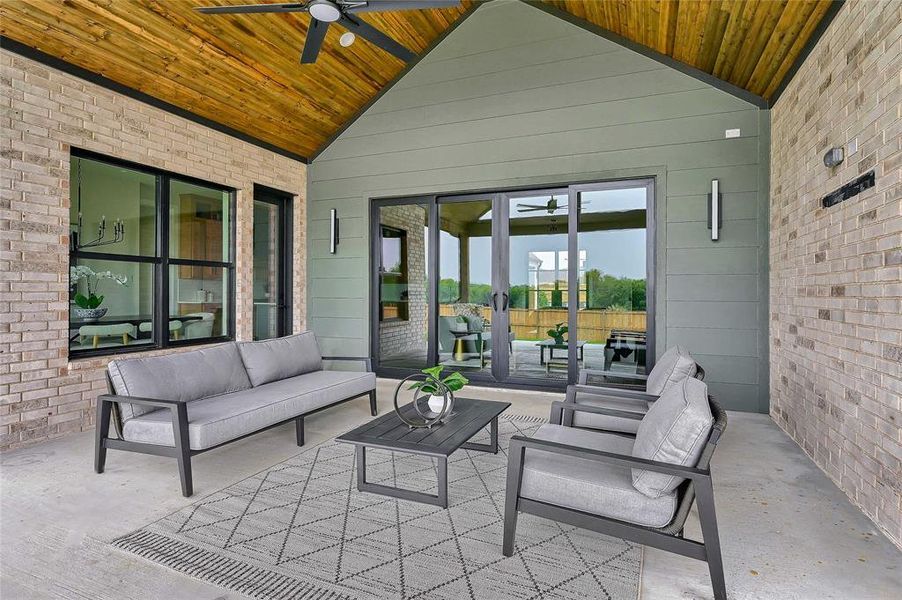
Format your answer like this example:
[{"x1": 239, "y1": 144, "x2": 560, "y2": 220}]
[{"x1": 1, "y1": 0, "x2": 899, "y2": 599}]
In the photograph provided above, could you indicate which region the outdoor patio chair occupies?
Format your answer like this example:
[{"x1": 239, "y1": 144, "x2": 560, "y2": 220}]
[
  {"x1": 503, "y1": 377, "x2": 728, "y2": 600},
  {"x1": 567, "y1": 345, "x2": 705, "y2": 435}
]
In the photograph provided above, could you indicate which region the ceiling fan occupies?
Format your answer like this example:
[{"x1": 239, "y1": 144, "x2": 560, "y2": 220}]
[
  {"x1": 517, "y1": 196, "x2": 593, "y2": 214},
  {"x1": 195, "y1": 1, "x2": 461, "y2": 64},
  {"x1": 518, "y1": 196, "x2": 566, "y2": 214}
]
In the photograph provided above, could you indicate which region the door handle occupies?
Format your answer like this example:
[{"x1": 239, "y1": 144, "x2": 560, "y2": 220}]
[
  {"x1": 502, "y1": 292, "x2": 509, "y2": 311},
  {"x1": 491, "y1": 292, "x2": 498, "y2": 311}
]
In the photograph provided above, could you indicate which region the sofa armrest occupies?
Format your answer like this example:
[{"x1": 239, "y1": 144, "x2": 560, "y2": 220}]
[
  {"x1": 98, "y1": 393, "x2": 188, "y2": 409},
  {"x1": 569, "y1": 384, "x2": 659, "y2": 404},
  {"x1": 321, "y1": 356, "x2": 373, "y2": 372},
  {"x1": 550, "y1": 400, "x2": 645, "y2": 426},
  {"x1": 508, "y1": 435, "x2": 710, "y2": 481}
]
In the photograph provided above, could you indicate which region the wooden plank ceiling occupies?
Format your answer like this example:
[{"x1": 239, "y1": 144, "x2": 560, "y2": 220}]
[{"x1": 0, "y1": 1, "x2": 834, "y2": 161}]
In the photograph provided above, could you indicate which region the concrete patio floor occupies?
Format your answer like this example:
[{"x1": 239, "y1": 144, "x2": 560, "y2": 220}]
[{"x1": 1, "y1": 379, "x2": 899, "y2": 599}]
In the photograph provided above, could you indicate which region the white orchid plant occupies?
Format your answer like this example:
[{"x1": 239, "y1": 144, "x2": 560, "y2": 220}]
[{"x1": 69, "y1": 265, "x2": 128, "y2": 309}]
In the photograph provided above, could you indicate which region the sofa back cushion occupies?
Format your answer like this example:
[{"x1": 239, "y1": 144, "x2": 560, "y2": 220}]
[
  {"x1": 645, "y1": 345, "x2": 697, "y2": 396},
  {"x1": 238, "y1": 332, "x2": 323, "y2": 387},
  {"x1": 108, "y1": 342, "x2": 252, "y2": 421},
  {"x1": 631, "y1": 377, "x2": 713, "y2": 498}
]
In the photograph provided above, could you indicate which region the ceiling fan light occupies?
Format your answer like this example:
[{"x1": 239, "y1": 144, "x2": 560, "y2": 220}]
[
  {"x1": 309, "y1": 0, "x2": 341, "y2": 22},
  {"x1": 339, "y1": 31, "x2": 356, "y2": 47}
]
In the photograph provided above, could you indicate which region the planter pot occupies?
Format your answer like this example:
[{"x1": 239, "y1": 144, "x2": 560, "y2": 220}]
[
  {"x1": 552, "y1": 337, "x2": 565, "y2": 346},
  {"x1": 73, "y1": 307, "x2": 107, "y2": 321},
  {"x1": 428, "y1": 394, "x2": 446, "y2": 414}
]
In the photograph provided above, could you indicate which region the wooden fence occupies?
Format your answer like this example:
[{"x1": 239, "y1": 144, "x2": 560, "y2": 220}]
[{"x1": 438, "y1": 305, "x2": 646, "y2": 343}]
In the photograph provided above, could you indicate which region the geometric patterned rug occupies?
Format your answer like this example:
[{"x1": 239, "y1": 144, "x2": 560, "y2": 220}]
[{"x1": 113, "y1": 414, "x2": 641, "y2": 600}]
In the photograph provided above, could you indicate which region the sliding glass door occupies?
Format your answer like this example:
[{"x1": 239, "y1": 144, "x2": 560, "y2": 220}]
[{"x1": 372, "y1": 178, "x2": 654, "y2": 388}]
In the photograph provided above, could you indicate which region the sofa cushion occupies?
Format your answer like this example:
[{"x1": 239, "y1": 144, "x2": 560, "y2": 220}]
[
  {"x1": 571, "y1": 391, "x2": 651, "y2": 435},
  {"x1": 519, "y1": 424, "x2": 677, "y2": 529},
  {"x1": 632, "y1": 377, "x2": 713, "y2": 498},
  {"x1": 645, "y1": 345, "x2": 697, "y2": 396},
  {"x1": 238, "y1": 332, "x2": 323, "y2": 387},
  {"x1": 107, "y1": 342, "x2": 251, "y2": 421},
  {"x1": 122, "y1": 370, "x2": 376, "y2": 450}
]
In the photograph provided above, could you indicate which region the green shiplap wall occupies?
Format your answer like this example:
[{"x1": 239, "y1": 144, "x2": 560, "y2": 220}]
[{"x1": 307, "y1": 0, "x2": 770, "y2": 412}]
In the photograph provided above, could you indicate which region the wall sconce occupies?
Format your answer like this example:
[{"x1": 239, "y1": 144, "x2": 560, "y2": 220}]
[
  {"x1": 329, "y1": 208, "x2": 339, "y2": 254},
  {"x1": 823, "y1": 147, "x2": 844, "y2": 168},
  {"x1": 707, "y1": 179, "x2": 722, "y2": 242}
]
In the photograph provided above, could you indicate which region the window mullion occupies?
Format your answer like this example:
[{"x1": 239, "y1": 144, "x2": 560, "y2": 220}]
[{"x1": 158, "y1": 173, "x2": 169, "y2": 349}]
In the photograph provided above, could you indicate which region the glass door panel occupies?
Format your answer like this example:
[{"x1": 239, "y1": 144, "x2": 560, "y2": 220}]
[
  {"x1": 437, "y1": 198, "x2": 493, "y2": 373},
  {"x1": 252, "y1": 196, "x2": 288, "y2": 340},
  {"x1": 575, "y1": 182, "x2": 652, "y2": 382},
  {"x1": 376, "y1": 202, "x2": 430, "y2": 369},
  {"x1": 503, "y1": 190, "x2": 570, "y2": 382}
]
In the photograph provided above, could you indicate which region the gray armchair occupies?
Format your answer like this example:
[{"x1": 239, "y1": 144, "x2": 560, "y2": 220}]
[
  {"x1": 569, "y1": 345, "x2": 705, "y2": 435},
  {"x1": 503, "y1": 377, "x2": 728, "y2": 600}
]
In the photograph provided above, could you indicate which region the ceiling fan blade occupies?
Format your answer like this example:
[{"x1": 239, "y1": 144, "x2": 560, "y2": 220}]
[
  {"x1": 301, "y1": 18, "x2": 329, "y2": 63},
  {"x1": 346, "y1": 0, "x2": 461, "y2": 13},
  {"x1": 518, "y1": 204, "x2": 547, "y2": 209},
  {"x1": 339, "y1": 15, "x2": 416, "y2": 62},
  {"x1": 195, "y1": 3, "x2": 308, "y2": 14}
]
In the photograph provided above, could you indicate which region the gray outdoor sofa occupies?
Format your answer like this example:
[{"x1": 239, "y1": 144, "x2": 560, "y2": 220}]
[{"x1": 94, "y1": 332, "x2": 377, "y2": 496}]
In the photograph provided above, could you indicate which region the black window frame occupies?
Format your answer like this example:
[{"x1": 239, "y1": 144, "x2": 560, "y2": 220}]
[{"x1": 68, "y1": 148, "x2": 237, "y2": 359}]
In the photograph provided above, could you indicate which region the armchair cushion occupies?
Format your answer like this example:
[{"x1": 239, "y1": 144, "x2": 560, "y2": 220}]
[
  {"x1": 238, "y1": 331, "x2": 323, "y2": 387},
  {"x1": 632, "y1": 377, "x2": 713, "y2": 498},
  {"x1": 572, "y1": 392, "x2": 651, "y2": 434},
  {"x1": 645, "y1": 345, "x2": 697, "y2": 396},
  {"x1": 107, "y1": 342, "x2": 251, "y2": 421},
  {"x1": 122, "y1": 370, "x2": 375, "y2": 450},
  {"x1": 519, "y1": 424, "x2": 678, "y2": 528}
]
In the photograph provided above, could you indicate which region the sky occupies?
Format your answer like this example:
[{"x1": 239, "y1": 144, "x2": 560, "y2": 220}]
[{"x1": 440, "y1": 187, "x2": 647, "y2": 284}]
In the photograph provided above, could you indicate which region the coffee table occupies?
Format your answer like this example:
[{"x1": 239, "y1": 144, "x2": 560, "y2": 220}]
[
  {"x1": 336, "y1": 397, "x2": 510, "y2": 508},
  {"x1": 536, "y1": 339, "x2": 587, "y2": 365}
]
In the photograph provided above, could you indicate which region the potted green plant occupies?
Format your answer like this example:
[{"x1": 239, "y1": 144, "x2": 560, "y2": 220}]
[
  {"x1": 69, "y1": 265, "x2": 128, "y2": 321},
  {"x1": 409, "y1": 365, "x2": 469, "y2": 414},
  {"x1": 547, "y1": 322, "x2": 568, "y2": 345}
]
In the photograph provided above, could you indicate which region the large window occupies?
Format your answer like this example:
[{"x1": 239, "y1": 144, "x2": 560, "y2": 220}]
[{"x1": 68, "y1": 151, "x2": 235, "y2": 356}]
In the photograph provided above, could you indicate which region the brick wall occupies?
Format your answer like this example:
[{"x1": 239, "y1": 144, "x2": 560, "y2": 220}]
[
  {"x1": 378, "y1": 204, "x2": 428, "y2": 360},
  {"x1": 0, "y1": 49, "x2": 307, "y2": 451},
  {"x1": 769, "y1": 0, "x2": 901, "y2": 549}
]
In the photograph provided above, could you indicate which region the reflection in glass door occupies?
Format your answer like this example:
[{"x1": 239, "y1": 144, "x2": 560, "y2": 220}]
[
  {"x1": 371, "y1": 178, "x2": 653, "y2": 387},
  {"x1": 501, "y1": 189, "x2": 571, "y2": 382},
  {"x1": 253, "y1": 187, "x2": 292, "y2": 340},
  {"x1": 573, "y1": 181, "x2": 653, "y2": 381},
  {"x1": 375, "y1": 201, "x2": 431, "y2": 369},
  {"x1": 437, "y1": 196, "x2": 494, "y2": 374}
]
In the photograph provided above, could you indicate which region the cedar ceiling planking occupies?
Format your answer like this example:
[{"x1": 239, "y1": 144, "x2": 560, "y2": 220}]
[
  {"x1": 538, "y1": 0, "x2": 835, "y2": 99},
  {"x1": 1, "y1": 1, "x2": 834, "y2": 159},
  {"x1": 0, "y1": 0, "x2": 472, "y2": 158}
]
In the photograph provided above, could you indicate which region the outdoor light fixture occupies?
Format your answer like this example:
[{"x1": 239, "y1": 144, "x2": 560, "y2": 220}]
[
  {"x1": 708, "y1": 179, "x2": 722, "y2": 241},
  {"x1": 823, "y1": 147, "x2": 844, "y2": 168},
  {"x1": 339, "y1": 32, "x2": 356, "y2": 47},
  {"x1": 330, "y1": 208, "x2": 339, "y2": 254},
  {"x1": 308, "y1": 0, "x2": 341, "y2": 22}
]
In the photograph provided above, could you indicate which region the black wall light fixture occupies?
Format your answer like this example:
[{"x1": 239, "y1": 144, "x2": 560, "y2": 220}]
[
  {"x1": 330, "y1": 208, "x2": 339, "y2": 254},
  {"x1": 708, "y1": 179, "x2": 722, "y2": 241},
  {"x1": 822, "y1": 171, "x2": 875, "y2": 208}
]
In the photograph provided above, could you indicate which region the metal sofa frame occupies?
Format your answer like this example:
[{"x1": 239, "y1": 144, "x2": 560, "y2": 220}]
[
  {"x1": 503, "y1": 397, "x2": 728, "y2": 600},
  {"x1": 94, "y1": 356, "x2": 377, "y2": 497}
]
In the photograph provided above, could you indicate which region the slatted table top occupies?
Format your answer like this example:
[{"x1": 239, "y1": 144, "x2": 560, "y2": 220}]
[{"x1": 336, "y1": 397, "x2": 510, "y2": 457}]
